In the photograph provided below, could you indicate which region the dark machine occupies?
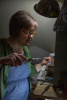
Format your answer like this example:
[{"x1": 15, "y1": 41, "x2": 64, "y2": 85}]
[{"x1": 53, "y1": 0, "x2": 67, "y2": 93}]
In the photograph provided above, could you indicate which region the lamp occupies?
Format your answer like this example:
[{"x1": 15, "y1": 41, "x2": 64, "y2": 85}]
[{"x1": 34, "y1": 0, "x2": 60, "y2": 18}]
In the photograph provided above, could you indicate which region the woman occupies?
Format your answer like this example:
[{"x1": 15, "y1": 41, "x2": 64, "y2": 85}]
[{"x1": 0, "y1": 11, "x2": 50, "y2": 100}]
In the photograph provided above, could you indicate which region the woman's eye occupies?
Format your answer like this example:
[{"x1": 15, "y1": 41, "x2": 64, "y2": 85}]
[{"x1": 26, "y1": 31, "x2": 30, "y2": 34}]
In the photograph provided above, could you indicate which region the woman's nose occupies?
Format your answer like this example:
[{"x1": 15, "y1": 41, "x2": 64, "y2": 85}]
[{"x1": 28, "y1": 34, "x2": 34, "y2": 38}]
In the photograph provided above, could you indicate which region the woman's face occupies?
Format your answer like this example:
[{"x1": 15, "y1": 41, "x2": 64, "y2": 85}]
[{"x1": 16, "y1": 26, "x2": 36, "y2": 46}]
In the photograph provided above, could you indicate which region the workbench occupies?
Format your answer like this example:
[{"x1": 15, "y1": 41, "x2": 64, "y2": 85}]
[{"x1": 33, "y1": 81, "x2": 67, "y2": 100}]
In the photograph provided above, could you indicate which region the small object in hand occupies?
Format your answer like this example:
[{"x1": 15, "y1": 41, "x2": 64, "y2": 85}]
[{"x1": 26, "y1": 58, "x2": 45, "y2": 65}]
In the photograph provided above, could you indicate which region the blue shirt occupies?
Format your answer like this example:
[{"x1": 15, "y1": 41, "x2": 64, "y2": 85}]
[{"x1": 3, "y1": 59, "x2": 30, "y2": 100}]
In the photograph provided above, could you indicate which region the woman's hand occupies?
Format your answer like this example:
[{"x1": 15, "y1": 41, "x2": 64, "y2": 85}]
[
  {"x1": 0, "y1": 53, "x2": 28, "y2": 67},
  {"x1": 35, "y1": 57, "x2": 51, "y2": 72},
  {"x1": 41, "y1": 57, "x2": 51, "y2": 66}
]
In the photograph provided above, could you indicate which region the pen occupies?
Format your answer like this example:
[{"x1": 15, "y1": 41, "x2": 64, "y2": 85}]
[
  {"x1": 41, "y1": 83, "x2": 52, "y2": 95},
  {"x1": 40, "y1": 78, "x2": 53, "y2": 85}
]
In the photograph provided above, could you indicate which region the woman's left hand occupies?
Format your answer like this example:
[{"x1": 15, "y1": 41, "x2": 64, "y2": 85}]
[
  {"x1": 41, "y1": 57, "x2": 51, "y2": 66},
  {"x1": 35, "y1": 57, "x2": 51, "y2": 72}
]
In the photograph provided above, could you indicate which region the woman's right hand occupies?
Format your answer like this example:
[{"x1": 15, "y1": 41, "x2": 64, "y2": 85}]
[{"x1": 0, "y1": 53, "x2": 28, "y2": 67}]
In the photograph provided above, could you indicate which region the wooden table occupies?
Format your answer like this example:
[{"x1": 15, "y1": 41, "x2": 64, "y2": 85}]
[{"x1": 33, "y1": 81, "x2": 67, "y2": 100}]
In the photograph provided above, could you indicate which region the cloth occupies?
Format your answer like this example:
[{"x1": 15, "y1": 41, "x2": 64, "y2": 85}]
[{"x1": 0, "y1": 38, "x2": 37, "y2": 99}]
